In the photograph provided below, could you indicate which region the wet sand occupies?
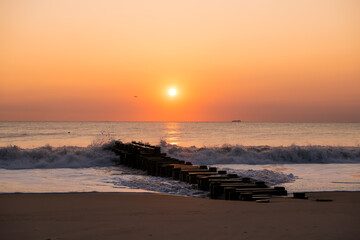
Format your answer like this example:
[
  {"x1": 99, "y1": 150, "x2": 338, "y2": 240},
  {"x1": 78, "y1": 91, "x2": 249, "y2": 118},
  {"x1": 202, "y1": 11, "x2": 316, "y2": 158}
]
[{"x1": 0, "y1": 192, "x2": 359, "y2": 240}]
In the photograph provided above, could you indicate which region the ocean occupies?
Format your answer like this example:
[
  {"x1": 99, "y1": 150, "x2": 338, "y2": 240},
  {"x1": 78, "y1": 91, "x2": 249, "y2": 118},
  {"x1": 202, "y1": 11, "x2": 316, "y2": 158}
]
[{"x1": 1, "y1": 121, "x2": 359, "y2": 195}]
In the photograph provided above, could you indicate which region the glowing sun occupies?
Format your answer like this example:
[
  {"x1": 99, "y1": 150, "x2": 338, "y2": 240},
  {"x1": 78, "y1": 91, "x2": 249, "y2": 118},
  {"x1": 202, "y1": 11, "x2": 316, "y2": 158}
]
[{"x1": 169, "y1": 88, "x2": 177, "y2": 96}]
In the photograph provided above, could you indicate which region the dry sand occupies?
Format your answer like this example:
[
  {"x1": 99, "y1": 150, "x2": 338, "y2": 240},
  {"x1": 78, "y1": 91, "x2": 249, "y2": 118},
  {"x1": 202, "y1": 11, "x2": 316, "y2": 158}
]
[{"x1": 0, "y1": 192, "x2": 359, "y2": 240}]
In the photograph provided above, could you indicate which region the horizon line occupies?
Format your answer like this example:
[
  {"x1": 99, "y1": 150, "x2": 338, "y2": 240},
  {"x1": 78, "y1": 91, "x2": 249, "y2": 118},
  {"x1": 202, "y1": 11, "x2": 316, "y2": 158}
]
[{"x1": 1, "y1": 120, "x2": 359, "y2": 123}]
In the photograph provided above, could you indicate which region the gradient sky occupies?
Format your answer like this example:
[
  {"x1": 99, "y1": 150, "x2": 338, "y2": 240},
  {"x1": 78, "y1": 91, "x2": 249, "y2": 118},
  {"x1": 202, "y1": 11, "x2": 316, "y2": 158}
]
[{"x1": 1, "y1": 0, "x2": 359, "y2": 121}]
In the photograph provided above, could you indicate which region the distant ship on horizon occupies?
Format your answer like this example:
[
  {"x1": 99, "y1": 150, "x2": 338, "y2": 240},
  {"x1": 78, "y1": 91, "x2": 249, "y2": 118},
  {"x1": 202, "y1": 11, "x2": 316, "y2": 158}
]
[{"x1": 232, "y1": 120, "x2": 242, "y2": 122}]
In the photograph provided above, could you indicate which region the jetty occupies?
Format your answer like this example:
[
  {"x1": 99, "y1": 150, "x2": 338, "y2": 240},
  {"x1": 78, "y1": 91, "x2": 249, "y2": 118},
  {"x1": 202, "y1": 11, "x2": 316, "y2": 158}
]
[{"x1": 106, "y1": 141, "x2": 288, "y2": 202}]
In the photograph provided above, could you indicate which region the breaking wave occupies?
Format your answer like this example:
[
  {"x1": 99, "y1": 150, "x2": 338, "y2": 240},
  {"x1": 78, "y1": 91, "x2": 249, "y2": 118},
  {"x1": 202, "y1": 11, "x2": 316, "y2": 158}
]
[
  {"x1": 160, "y1": 141, "x2": 360, "y2": 165},
  {"x1": 0, "y1": 141, "x2": 298, "y2": 189},
  {"x1": 0, "y1": 142, "x2": 117, "y2": 169}
]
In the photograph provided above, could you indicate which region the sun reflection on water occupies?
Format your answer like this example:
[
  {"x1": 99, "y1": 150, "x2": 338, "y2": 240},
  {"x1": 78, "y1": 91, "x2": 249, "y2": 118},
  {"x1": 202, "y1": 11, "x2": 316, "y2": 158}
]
[{"x1": 164, "y1": 122, "x2": 180, "y2": 145}]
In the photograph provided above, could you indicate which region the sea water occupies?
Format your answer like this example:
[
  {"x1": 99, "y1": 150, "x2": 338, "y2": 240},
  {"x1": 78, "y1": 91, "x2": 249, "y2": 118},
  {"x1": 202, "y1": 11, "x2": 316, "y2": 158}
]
[{"x1": 0, "y1": 121, "x2": 359, "y2": 195}]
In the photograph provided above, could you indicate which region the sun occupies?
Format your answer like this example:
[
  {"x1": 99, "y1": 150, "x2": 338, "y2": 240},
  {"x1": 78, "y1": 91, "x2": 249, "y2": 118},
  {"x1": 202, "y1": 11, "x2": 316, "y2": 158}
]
[{"x1": 169, "y1": 88, "x2": 176, "y2": 96}]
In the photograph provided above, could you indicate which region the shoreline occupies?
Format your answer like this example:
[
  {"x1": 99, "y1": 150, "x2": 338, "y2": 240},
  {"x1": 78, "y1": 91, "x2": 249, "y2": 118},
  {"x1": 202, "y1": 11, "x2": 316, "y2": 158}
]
[
  {"x1": 0, "y1": 189, "x2": 359, "y2": 194},
  {"x1": 1, "y1": 191, "x2": 359, "y2": 240}
]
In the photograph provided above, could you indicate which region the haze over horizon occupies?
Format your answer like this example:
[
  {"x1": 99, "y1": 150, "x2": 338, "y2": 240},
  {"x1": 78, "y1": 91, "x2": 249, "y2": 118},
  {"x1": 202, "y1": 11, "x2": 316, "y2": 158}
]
[{"x1": 1, "y1": 0, "x2": 359, "y2": 122}]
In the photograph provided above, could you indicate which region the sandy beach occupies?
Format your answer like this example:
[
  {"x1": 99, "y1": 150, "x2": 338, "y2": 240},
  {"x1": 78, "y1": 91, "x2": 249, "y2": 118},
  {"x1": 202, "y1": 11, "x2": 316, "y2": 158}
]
[{"x1": 0, "y1": 192, "x2": 359, "y2": 240}]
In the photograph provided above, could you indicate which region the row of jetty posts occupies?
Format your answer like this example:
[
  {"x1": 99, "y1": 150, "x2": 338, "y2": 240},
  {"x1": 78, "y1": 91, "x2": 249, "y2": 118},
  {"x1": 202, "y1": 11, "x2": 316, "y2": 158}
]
[{"x1": 106, "y1": 141, "x2": 291, "y2": 203}]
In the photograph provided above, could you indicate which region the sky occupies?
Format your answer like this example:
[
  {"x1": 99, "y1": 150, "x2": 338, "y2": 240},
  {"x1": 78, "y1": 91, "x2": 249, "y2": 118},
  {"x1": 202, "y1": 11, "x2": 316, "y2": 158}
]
[{"x1": 1, "y1": 0, "x2": 359, "y2": 122}]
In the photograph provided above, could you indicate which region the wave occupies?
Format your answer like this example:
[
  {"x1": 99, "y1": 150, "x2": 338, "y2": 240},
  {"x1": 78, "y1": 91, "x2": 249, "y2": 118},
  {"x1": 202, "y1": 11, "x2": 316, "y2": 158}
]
[
  {"x1": 0, "y1": 132, "x2": 67, "y2": 139},
  {"x1": 2, "y1": 140, "x2": 359, "y2": 170},
  {"x1": 160, "y1": 141, "x2": 360, "y2": 165},
  {"x1": 0, "y1": 142, "x2": 117, "y2": 169}
]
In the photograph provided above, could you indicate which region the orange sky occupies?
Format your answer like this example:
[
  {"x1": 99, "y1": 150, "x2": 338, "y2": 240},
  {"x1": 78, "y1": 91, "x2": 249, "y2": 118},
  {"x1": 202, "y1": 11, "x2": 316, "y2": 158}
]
[{"x1": 1, "y1": 0, "x2": 359, "y2": 121}]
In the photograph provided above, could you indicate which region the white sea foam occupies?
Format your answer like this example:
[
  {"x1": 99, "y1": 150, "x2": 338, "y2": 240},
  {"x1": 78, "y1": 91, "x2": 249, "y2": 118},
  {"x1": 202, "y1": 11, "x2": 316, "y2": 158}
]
[
  {"x1": 110, "y1": 166, "x2": 208, "y2": 197},
  {"x1": 215, "y1": 167, "x2": 296, "y2": 186},
  {"x1": 160, "y1": 141, "x2": 360, "y2": 165},
  {"x1": 216, "y1": 164, "x2": 360, "y2": 192}
]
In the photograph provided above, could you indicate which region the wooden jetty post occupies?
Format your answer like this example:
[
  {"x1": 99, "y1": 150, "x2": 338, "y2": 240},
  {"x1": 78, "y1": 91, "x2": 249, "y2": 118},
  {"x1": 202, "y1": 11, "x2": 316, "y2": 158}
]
[{"x1": 106, "y1": 140, "x2": 288, "y2": 202}]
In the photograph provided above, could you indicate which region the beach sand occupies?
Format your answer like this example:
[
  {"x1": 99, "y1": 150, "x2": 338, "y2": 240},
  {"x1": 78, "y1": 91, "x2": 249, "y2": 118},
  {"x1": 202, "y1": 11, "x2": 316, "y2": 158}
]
[{"x1": 0, "y1": 192, "x2": 359, "y2": 240}]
